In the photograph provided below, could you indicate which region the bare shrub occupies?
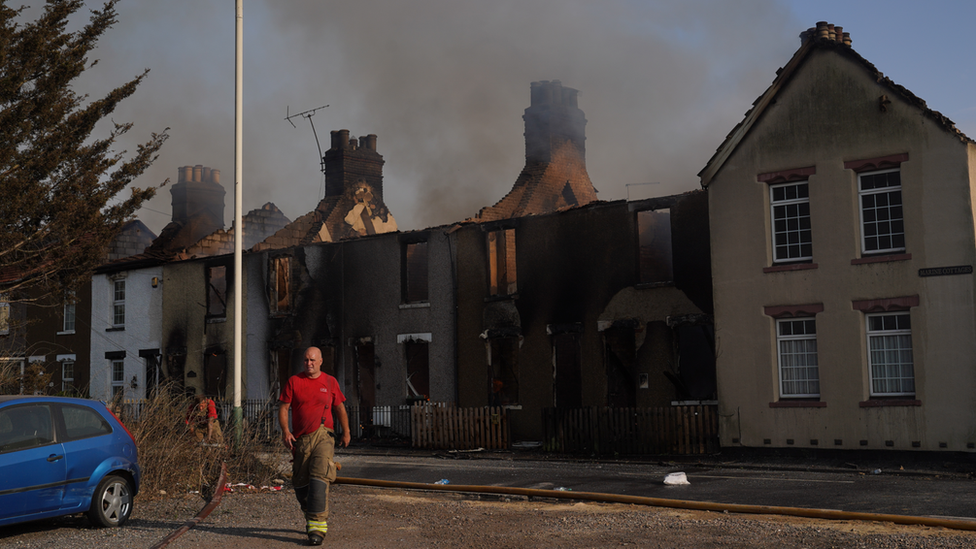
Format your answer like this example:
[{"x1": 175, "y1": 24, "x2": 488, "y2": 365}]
[{"x1": 122, "y1": 385, "x2": 285, "y2": 501}]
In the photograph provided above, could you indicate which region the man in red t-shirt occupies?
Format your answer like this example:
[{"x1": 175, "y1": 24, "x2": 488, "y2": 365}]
[{"x1": 279, "y1": 347, "x2": 350, "y2": 546}]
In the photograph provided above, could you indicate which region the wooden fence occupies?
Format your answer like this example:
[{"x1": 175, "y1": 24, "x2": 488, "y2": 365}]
[
  {"x1": 411, "y1": 405, "x2": 509, "y2": 450},
  {"x1": 542, "y1": 405, "x2": 719, "y2": 455}
]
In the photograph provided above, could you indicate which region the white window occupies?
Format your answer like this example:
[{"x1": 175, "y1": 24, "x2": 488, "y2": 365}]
[
  {"x1": 858, "y1": 169, "x2": 904, "y2": 254},
  {"x1": 867, "y1": 312, "x2": 914, "y2": 396},
  {"x1": 61, "y1": 292, "x2": 76, "y2": 333},
  {"x1": 111, "y1": 359, "x2": 125, "y2": 399},
  {"x1": 61, "y1": 360, "x2": 75, "y2": 392},
  {"x1": 776, "y1": 318, "x2": 819, "y2": 397},
  {"x1": 770, "y1": 182, "x2": 812, "y2": 262},
  {"x1": 113, "y1": 279, "x2": 125, "y2": 327},
  {"x1": 0, "y1": 296, "x2": 8, "y2": 335}
]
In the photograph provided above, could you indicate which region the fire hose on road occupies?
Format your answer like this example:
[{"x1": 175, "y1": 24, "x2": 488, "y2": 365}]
[
  {"x1": 336, "y1": 476, "x2": 976, "y2": 532},
  {"x1": 152, "y1": 464, "x2": 976, "y2": 546}
]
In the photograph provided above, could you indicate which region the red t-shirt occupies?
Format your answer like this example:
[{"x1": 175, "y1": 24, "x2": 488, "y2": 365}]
[
  {"x1": 185, "y1": 399, "x2": 218, "y2": 425},
  {"x1": 279, "y1": 372, "x2": 346, "y2": 438}
]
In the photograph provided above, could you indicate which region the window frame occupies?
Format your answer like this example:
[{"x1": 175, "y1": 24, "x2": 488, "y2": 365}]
[
  {"x1": 775, "y1": 317, "x2": 820, "y2": 398},
  {"x1": 61, "y1": 291, "x2": 76, "y2": 334},
  {"x1": 0, "y1": 295, "x2": 9, "y2": 335},
  {"x1": 866, "y1": 311, "x2": 915, "y2": 397},
  {"x1": 636, "y1": 208, "x2": 674, "y2": 284},
  {"x1": 112, "y1": 279, "x2": 126, "y2": 328},
  {"x1": 769, "y1": 181, "x2": 813, "y2": 263},
  {"x1": 401, "y1": 240, "x2": 429, "y2": 304},
  {"x1": 858, "y1": 168, "x2": 905, "y2": 255},
  {"x1": 487, "y1": 228, "x2": 517, "y2": 297},
  {"x1": 269, "y1": 255, "x2": 292, "y2": 315},
  {"x1": 111, "y1": 359, "x2": 125, "y2": 399},
  {"x1": 206, "y1": 264, "x2": 228, "y2": 319},
  {"x1": 61, "y1": 360, "x2": 75, "y2": 393}
]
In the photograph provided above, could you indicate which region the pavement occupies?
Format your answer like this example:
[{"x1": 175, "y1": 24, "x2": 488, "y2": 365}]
[{"x1": 317, "y1": 442, "x2": 976, "y2": 523}]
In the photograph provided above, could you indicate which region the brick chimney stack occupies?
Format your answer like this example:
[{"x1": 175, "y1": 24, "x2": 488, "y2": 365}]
[
  {"x1": 524, "y1": 80, "x2": 587, "y2": 165},
  {"x1": 800, "y1": 21, "x2": 851, "y2": 46},
  {"x1": 324, "y1": 130, "x2": 385, "y2": 200},
  {"x1": 171, "y1": 165, "x2": 225, "y2": 229},
  {"x1": 473, "y1": 81, "x2": 597, "y2": 222}
]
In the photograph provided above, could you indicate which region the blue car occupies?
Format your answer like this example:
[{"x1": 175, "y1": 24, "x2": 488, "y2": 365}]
[{"x1": 0, "y1": 396, "x2": 140, "y2": 527}]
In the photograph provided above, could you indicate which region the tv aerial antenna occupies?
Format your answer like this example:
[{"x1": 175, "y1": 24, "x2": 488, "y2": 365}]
[{"x1": 285, "y1": 104, "x2": 329, "y2": 195}]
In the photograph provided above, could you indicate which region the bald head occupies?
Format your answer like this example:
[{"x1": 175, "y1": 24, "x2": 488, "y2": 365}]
[{"x1": 303, "y1": 347, "x2": 323, "y2": 378}]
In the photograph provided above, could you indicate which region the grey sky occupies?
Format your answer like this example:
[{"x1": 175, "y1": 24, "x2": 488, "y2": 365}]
[{"x1": 41, "y1": 0, "x2": 976, "y2": 235}]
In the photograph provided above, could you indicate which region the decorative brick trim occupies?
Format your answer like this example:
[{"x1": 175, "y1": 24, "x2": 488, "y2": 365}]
[
  {"x1": 851, "y1": 253, "x2": 911, "y2": 265},
  {"x1": 764, "y1": 303, "x2": 824, "y2": 318},
  {"x1": 757, "y1": 166, "x2": 816, "y2": 184},
  {"x1": 859, "y1": 399, "x2": 921, "y2": 407},
  {"x1": 764, "y1": 263, "x2": 818, "y2": 273},
  {"x1": 844, "y1": 153, "x2": 909, "y2": 173},
  {"x1": 769, "y1": 400, "x2": 826, "y2": 408},
  {"x1": 851, "y1": 295, "x2": 919, "y2": 312}
]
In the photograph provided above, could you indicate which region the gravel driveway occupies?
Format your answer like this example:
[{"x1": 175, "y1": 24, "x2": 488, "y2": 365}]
[{"x1": 2, "y1": 484, "x2": 975, "y2": 548}]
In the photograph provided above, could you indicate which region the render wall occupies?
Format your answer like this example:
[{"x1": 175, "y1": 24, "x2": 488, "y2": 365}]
[
  {"x1": 707, "y1": 48, "x2": 976, "y2": 452},
  {"x1": 89, "y1": 267, "x2": 163, "y2": 400}
]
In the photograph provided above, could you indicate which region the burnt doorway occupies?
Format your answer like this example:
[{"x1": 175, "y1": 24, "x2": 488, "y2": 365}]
[
  {"x1": 405, "y1": 339, "x2": 429, "y2": 402},
  {"x1": 605, "y1": 327, "x2": 637, "y2": 408},
  {"x1": 139, "y1": 349, "x2": 162, "y2": 398},
  {"x1": 355, "y1": 341, "x2": 376, "y2": 410},
  {"x1": 488, "y1": 336, "x2": 519, "y2": 406},
  {"x1": 204, "y1": 350, "x2": 226, "y2": 398},
  {"x1": 552, "y1": 332, "x2": 582, "y2": 408}
]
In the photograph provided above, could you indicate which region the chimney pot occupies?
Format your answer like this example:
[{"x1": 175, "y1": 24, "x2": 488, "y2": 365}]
[
  {"x1": 211, "y1": 169, "x2": 220, "y2": 184},
  {"x1": 364, "y1": 134, "x2": 377, "y2": 151},
  {"x1": 827, "y1": 24, "x2": 836, "y2": 42},
  {"x1": 843, "y1": 32, "x2": 851, "y2": 46},
  {"x1": 816, "y1": 21, "x2": 829, "y2": 40},
  {"x1": 833, "y1": 26, "x2": 843, "y2": 42},
  {"x1": 193, "y1": 165, "x2": 203, "y2": 182}
]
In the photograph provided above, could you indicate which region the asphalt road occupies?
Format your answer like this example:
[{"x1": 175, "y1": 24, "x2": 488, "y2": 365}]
[{"x1": 330, "y1": 450, "x2": 976, "y2": 521}]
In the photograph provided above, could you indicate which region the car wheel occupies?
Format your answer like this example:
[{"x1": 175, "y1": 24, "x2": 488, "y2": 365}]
[{"x1": 87, "y1": 474, "x2": 134, "y2": 527}]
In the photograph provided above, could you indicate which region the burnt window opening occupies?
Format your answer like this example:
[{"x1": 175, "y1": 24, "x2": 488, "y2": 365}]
[
  {"x1": 637, "y1": 209, "x2": 673, "y2": 285},
  {"x1": 404, "y1": 339, "x2": 430, "y2": 403},
  {"x1": 207, "y1": 265, "x2": 227, "y2": 318},
  {"x1": 402, "y1": 241, "x2": 429, "y2": 303},
  {"x1": 269, "y1": 256, "x2": 292, "y2": 315},
  {"x1": 488, "y1": 228, "x2": 517, "y2": 296},
  {"x1": 488, "y1": 336, "x2": 519, "y2": 406}
]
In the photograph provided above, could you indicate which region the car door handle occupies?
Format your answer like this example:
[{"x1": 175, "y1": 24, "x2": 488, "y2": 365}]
[{"x1": 47, "y1": 454, "x2": 64, "y2": 462}]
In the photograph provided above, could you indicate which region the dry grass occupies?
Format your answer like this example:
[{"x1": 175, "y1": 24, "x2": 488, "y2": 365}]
[{"x1": 120, "y1": 387, "x2": 285, "y2": 501}]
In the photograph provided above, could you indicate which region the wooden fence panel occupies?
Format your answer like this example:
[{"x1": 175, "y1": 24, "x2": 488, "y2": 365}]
[
  {"x1": 410, "y1": 405, "x2": 510, "y2": 450},
  {"x1": 542, "y1": 405, "x2": 719, "y2": 456}
]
